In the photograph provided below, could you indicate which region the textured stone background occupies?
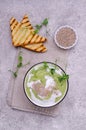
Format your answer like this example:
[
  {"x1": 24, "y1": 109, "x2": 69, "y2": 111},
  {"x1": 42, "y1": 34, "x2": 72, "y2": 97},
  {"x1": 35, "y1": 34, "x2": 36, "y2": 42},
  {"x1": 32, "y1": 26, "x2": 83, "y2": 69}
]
[{"x1": 0, "y1": 0, "x2": 86, "y2": 130}]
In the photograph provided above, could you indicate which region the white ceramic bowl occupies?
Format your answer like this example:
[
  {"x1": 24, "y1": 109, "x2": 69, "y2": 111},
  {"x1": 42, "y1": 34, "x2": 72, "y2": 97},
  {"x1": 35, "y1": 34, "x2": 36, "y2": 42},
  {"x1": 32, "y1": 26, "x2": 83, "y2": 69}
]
[{"x1": 54, "y1": 25, "x2": 78, "y2": 49}]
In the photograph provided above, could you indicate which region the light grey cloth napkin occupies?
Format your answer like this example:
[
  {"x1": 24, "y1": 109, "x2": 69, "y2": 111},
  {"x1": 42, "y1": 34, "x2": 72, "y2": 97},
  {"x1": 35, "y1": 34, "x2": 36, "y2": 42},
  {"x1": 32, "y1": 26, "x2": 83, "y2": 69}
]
[{"x1": 7, "y1": 37, "x2": 68, "y2": 116}]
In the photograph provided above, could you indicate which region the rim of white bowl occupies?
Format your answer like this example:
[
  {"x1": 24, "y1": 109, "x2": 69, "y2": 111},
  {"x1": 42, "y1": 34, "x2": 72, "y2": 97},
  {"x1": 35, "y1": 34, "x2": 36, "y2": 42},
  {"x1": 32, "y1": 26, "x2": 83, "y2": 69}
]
[{"x1": 54, "y1": 25, "x2": 78, "y2": 49}]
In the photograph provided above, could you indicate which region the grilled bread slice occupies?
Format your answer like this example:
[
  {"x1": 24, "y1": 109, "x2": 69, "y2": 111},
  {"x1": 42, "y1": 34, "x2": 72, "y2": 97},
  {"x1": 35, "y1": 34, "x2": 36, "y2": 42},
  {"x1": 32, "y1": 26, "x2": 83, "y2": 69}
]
[
  {"x1": 25, "y1": 32, "x2": 47, "y2": 45},
  {"x1": 10, "y1": 16, "x2": 47, "y2": 47},
  {"x1": 10, "y1": 17, "x2": 21, "y2": 46},
  {"x1": 10, "y1": 17, "x2": 19, "y2": 32},
  {"x1": 10, "y1": 17, "x2": 32, "y2": 46},
  {"x1": 10, "y1": 15, "x2": 47, "y2": 52},
  {"x1": 21, "y1": 14, "x2": 34, "y2": 31},
  {"x1": 22, "y1": 43, "x2": 47, "y2": 52},
  {"x1": 21, "y1": 15, "x2": 47, "y2": 45}
]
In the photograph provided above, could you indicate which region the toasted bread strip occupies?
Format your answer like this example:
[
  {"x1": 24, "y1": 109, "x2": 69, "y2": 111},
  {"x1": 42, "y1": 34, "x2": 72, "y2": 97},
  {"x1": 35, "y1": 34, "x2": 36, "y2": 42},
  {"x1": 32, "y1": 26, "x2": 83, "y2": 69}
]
[
  {"x1": 22, "y1": 43, "x2": 47, "y2": 52},
  {"x1": 18, "y1": 29, "x2": 31, "y2": 45},
  {"x1": 10, "y1": 19, "x2": 30, "y2": 47},
  {"x1": 29, "y1": 34, "x2": 46, "y2": 44},
  {"x1": 10, "y1": 17, "x2": 19, "y2": 32},
  {"x1": 23, "y1": 32, "x2": 47, "y2": 45},
  {"x1": 12, "y1": 26, "x2": 25, "y2": 46},
  {"x1": 10, "y1": 19, "x2": 46, "y2": 46},
  {"x1": 29, "y1": 34, "x2": 39, "y2": 43},
  {"x1": 12, "y1": 22, "x2": 21, "y2": 37},
  {"x1": 10, "y1": 15, "x2": 47, "y2": 48},
  {"x1": 12, "y1": 23, "x2": 22, "y2": 46},
  {"x1": 21, "y1": 15, "x2": 47, "y2": 44},
  {"x1": 10, "y1": 17, "x2": 21, "y2": 46},
  {"x1": 21, "y1": 14, "x2": 34, "y2": 31}
]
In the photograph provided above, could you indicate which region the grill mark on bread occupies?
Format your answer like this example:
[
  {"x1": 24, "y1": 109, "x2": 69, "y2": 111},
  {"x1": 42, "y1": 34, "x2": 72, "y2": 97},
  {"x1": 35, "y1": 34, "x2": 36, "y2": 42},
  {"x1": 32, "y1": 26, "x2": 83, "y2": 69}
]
[
  {"x1": 41, "y1": 37, "x2": 47, "y2": 42},
  {"x1": 21, "y1": 22, "x2": 33, "y2": 30},
  {"x1": 30, "y1": 34, "x2": 39, "y2": 43},
  {"x1": 21, "y1": 15, "x2": 33, "y2": 30},
  {"x1": 35, "y1": 36, "x2": 41, "y2": 43},
  {"x1": 36, "y1": 45, "x2": 45, "y2": 52},
  {"x1": 10, "y1": 17, "x2": 15, "y2": 26},
  {"x1": 12, "y1": 25, "x2": 24, "y2": 46},
  {"x1": 22, "y1": 21, "x2": 32, "y2": 26},
  {"x1": 35, "y1": 36, "x2": 47, "y2": 43},
  {"x1": 13, "y1": 26, "x2": 26, "y2": 46},
  {"x1": 19, "y1": 29, "x2": 31, "y2": 45},
  {"x1": 42, "y1": 48, "x2": 47, "y2": 52},
  {"x1": 12, "y1": 23, "x2": 21, "y2": 38},
  {"x1": 22, "y1": 43, "x2": 47, "y2": 52},
  {"x1": 10, "y1": 20, "x2": 18, "y2": 31},
  {"x1": 24, "y1": 31, "x2": 34, "y2": 45},
  {"x1": 21, "y1": 15, "x2": 47, "y2": 44},
  {"x1": 22, "y1": 43, "x2": 42, "y2": 50}
]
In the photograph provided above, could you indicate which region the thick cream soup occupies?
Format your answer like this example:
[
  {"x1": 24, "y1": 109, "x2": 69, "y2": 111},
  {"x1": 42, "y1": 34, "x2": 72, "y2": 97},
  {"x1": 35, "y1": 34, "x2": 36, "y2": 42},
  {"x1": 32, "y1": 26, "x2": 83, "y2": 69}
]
[{"x1": 24, "y1": 62, "x2": 68, "y2": 107}]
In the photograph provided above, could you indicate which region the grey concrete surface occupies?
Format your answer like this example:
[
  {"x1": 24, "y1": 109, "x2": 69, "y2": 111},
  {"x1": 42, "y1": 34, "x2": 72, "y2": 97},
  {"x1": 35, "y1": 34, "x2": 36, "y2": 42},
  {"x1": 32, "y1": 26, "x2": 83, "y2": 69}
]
[{"x1": 0, "y1": 0, "x2": 86, "y2": 130}]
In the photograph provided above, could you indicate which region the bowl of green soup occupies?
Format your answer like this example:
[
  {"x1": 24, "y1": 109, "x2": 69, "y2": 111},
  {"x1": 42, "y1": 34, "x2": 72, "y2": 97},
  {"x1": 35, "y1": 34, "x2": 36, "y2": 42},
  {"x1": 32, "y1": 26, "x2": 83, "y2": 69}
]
[{"x1": 23, "y1": 62, "x2": 69, "y2": 107}]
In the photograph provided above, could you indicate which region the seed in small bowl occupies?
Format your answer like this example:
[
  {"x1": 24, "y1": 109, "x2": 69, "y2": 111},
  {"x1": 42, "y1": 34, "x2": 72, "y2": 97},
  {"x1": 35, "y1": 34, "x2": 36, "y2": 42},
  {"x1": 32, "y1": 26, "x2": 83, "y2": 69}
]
[{"x1": 54, "y1": 26, "x2": 78, "y2": 49}]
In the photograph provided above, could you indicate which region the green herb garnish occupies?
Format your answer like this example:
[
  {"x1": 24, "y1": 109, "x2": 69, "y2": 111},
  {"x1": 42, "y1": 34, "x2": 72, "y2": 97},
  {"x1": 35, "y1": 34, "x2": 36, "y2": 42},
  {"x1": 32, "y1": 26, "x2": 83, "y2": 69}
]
[
  {"x1": 58, "y1": 74, "x2": 69, "y2": 82},
  {"x1": 8, "y1": 70, "x2": 18, "y2": 78},
  {"x1": 17, "y1": 62, "x2": 22, "y2": 68},
  {"x1": 9, "y1": 51, "x2": 30, "y2": 78},
  {"x1": 50, "y1": 68, "x2": 55, "y2": 75},
  {"x1": 43, "y1": 61, "x2": 48, "y2": 69},
  {"x1": 34, "y1": 29, "x2": 39, "y2": 34},
  {"x1": 13, "y1": 71, "x2": 18, "y2": 77},
  {"x1": 34, "y1": 18, "x2": 48, "y2": 34},
  {"x1": 18, "y1": 55, "x2": 23, "y2": 62},
  {"x1": 35, "y1": 24, "x2": 42, "y2": 30},
  {"x1": 42, "y1": 18, "x2": 48, "y2": 26},
  {"x1": 50, "y1": 59, "x2": 57, "y2": 75},
  {"x1": 17, "y1": 55, "x2": 23, "y2": 68}
]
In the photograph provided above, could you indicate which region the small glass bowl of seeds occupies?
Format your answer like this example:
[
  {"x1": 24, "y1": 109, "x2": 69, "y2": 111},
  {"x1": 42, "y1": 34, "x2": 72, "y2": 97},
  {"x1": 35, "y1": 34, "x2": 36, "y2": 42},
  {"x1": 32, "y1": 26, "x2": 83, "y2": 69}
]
[{"x1": 54, "y1": 25, "x2": 78, "y2": 49}]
